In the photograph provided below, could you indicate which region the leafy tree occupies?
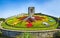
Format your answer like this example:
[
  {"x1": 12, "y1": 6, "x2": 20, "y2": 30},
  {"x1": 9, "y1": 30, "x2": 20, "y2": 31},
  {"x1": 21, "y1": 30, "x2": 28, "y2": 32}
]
[
  {"x1": 57, "y1": 17, "x2": 60, "y2": 28},
  {"x1": 58, "y1": 17, "x2": 60, "y2": 20},
  {"x1": 58, "y1": 17, "x2": 60, "y2": 22},
  {"x1": 0, "y1": 18, "x2": 5, "y2": 21}
]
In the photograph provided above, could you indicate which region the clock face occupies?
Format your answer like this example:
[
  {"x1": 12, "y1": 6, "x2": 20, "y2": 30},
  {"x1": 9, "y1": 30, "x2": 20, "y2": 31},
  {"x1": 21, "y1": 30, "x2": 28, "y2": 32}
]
[{"x1": 5, "y1": 14, "x2": 57, "y2": 28}]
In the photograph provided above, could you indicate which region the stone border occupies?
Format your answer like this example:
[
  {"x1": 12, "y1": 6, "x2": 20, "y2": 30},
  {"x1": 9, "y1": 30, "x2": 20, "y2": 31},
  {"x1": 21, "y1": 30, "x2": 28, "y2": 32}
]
[{"x1": 0, "y1": 28, "x2": 60, "y2": 38}]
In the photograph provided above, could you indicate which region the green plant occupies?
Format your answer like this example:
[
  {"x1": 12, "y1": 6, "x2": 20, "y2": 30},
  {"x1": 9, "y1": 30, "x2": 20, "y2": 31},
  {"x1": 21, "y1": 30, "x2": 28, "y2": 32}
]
[{"x1": 0, "y1": 18, "x2": 5, "y2": 21}]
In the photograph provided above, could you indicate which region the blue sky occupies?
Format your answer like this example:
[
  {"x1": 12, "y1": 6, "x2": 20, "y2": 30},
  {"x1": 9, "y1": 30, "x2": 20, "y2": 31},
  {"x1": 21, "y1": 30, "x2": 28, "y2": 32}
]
[{"x1": 0, "y1": 0, "x2": 60, "y2": 18}]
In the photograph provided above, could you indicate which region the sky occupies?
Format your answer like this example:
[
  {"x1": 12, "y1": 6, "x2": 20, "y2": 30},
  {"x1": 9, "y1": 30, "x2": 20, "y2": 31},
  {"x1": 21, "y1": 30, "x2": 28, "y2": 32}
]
[{"x1": 0, "y1": 0, "x2": 60, "y2": 18}]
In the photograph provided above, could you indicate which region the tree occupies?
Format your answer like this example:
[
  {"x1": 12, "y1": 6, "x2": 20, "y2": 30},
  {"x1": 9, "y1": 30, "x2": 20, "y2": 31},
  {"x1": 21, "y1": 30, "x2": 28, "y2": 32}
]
[
  {"x1": 58, "y1": 17, "x2": 60, "y2": 20},
  {"x1": 0, "y1": 18, "x2": 5, "y2": 21},
  {"x1": 59, "y1": 17, "x2": 60, "y2": 25}
]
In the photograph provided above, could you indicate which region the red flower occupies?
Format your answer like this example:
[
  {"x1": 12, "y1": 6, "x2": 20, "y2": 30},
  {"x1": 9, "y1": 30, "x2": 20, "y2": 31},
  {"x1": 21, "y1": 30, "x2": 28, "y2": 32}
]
[{"x1": 26, "y1": 22, "x2": 32, "y2": 28}]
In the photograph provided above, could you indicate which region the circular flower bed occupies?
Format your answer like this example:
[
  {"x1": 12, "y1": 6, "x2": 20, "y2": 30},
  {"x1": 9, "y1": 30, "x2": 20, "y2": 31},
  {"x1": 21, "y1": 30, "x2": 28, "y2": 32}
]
[{"x1": 1, "y1": 13, "x2": 58, "y2": 30}]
